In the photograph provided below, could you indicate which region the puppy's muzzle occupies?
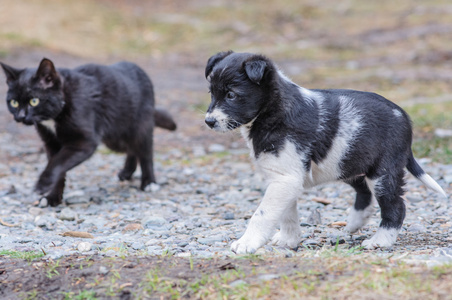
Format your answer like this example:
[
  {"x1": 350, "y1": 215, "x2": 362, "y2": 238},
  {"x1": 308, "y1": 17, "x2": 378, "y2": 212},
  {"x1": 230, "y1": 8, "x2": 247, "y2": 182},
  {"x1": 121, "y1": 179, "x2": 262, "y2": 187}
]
[{"x1": 205, "y1": 117, "x2": 218, "y2": 129}]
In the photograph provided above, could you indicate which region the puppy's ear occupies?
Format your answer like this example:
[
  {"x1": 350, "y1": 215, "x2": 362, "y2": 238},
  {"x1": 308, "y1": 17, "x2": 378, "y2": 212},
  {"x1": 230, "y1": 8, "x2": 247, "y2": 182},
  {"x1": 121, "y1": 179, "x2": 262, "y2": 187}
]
[
  {"x1": 205, "y1": 51, "x2": 233, "y2": 79},
  {"x1": 35, "y1": 58, "x2": 60, "y2": 89},
  {"x1": 0, "y1": 62, "x2": 23, "y2": 84},
  {"x1": 244, "y1": 58, "x2": 268, "y2": 85}
]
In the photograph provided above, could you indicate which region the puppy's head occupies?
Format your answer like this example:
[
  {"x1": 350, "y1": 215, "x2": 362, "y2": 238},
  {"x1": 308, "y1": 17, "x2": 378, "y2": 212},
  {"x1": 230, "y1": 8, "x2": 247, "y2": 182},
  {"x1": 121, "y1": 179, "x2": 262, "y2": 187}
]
[{"x1": 204, "y1": 51, "x2": 274, "y2": 132}]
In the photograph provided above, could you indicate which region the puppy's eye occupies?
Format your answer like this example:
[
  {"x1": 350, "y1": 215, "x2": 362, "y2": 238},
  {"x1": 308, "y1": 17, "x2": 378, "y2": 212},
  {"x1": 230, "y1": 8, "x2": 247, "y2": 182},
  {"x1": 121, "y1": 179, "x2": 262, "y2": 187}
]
[
  {"x1": 29, "y1": 98, "x2": 40, "y2": 107},
  {"x1": 226, "y1": 91, "x2": 236, "y2": 100},
  {"x1": 10, "y1": 99, "x2": 19, "y2": 108}
]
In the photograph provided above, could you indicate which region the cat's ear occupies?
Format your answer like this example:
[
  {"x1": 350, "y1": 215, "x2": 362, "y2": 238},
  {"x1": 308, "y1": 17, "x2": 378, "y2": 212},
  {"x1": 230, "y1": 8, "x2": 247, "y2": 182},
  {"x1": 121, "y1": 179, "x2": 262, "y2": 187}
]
[
  {"x1": 0, "y1": 62, "x2": 23, "y2": 84},
  {"x1": 36, "y1": 58, "x2": 59, "y2": 89}
]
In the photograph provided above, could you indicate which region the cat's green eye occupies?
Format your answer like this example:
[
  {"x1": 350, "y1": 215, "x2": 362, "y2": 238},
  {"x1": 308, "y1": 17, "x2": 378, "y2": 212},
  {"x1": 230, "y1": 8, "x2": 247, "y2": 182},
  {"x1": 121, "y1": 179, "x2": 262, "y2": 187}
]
[
  {"x1": 29, "y1": 98, "x2": 40, "y2": 107},
  {"x1": 10, "y1": 100, "x2": 19, "y2": 108}
]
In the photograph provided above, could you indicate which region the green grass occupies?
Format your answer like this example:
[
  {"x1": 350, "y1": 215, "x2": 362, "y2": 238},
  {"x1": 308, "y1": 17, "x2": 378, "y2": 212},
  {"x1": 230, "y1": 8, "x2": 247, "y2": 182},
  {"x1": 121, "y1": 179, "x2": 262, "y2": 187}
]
[
  {"x1": 62, "y1": 290, "x2": 97, "y2": 300},
  {"x1": 405, "y1": 102, "x2": 452, "y2": 163},
  {"x1": 0, "y1": 250, "x2": 44, "y2": 262}
]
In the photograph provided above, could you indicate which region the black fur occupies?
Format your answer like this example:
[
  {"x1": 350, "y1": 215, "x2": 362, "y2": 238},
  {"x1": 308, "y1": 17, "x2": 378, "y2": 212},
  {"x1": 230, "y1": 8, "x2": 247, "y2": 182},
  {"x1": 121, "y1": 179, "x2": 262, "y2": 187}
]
[{"x1": 1, "y1": 58, "x2": 176, "y2": 206}]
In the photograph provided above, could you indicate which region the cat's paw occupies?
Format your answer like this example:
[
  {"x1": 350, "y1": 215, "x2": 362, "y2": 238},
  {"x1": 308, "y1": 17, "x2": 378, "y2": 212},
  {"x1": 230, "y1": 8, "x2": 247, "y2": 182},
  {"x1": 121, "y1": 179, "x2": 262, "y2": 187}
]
[
  {"x1": 118, "y1": 169, "x2": 134, "y2": 181},
  {"x1": 35, "y1": 177, "x2": 53, "y2": 195},
  {"x1": 140, "y1": 177, "x2": 155, "y2": 191}
]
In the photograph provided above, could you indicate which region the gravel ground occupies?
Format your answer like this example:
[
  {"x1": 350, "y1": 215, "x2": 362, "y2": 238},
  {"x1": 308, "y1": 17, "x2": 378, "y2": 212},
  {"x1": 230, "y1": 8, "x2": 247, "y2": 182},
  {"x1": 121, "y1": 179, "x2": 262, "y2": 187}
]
[{"x1": 0, "y1": 128, "x2": 451, "y2": 265}]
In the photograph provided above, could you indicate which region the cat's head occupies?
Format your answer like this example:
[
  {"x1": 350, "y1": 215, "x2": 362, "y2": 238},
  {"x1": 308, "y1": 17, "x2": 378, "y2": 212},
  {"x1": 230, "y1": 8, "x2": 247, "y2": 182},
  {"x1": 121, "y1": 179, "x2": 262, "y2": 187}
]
[{"x1": 1, "y1": 58, "x2": 65, "y2": 125}]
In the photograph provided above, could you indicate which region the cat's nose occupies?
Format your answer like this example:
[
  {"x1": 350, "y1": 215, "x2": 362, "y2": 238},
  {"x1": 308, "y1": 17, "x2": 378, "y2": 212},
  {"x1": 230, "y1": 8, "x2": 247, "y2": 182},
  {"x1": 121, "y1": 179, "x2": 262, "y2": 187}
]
[
  {"x1": 15, "y1": 110, "x2": 26, "y2": 122},
  {"x1": 205, "y1": 117, "x2": 217, "y2": 128}
]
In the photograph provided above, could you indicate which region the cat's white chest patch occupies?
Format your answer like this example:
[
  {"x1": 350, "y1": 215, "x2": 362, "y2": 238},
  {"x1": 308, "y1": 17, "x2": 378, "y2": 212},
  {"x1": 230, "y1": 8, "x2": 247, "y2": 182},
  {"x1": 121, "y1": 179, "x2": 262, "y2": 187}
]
[{"x1": 40, "y1": 119, "x2": 56, "y2": 133}]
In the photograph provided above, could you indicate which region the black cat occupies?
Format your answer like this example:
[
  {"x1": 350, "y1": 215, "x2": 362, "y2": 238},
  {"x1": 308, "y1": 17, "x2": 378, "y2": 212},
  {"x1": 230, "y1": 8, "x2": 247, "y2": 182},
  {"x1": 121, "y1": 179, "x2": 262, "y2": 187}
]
[{"x1": 1, "y1": 58, "x2": 176, "y2": 206}]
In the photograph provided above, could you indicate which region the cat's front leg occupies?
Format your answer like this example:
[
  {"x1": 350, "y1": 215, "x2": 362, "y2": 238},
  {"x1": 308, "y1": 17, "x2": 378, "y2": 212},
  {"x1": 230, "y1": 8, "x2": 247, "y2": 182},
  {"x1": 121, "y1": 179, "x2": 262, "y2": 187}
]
[
  {"x1": 38, "y1": 175, "x2": 66, "y2": 207},
  {"x1": 35, "y1": 143, "x2": 97, "y2": 195}
]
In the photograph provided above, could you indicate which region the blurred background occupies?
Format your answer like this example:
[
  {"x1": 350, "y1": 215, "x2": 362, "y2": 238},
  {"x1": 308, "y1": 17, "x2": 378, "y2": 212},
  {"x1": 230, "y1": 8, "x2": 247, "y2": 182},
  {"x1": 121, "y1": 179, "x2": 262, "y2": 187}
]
[{"x1": 0, "y1": 0, "x2": 451, "y2": 162}]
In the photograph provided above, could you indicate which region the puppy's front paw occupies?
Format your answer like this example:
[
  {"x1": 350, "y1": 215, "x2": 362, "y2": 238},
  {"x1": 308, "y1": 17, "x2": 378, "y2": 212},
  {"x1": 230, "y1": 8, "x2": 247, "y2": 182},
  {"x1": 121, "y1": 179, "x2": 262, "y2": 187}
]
[
  {"x1": 271, "y1": 231, "x2": 301, "y2": 249},
  {"x1": 231, "y1": 235, "x2": 265, "y2": 254},
  {"x1": 361, "y1": 228, "x2": 398, "y2": 249}
]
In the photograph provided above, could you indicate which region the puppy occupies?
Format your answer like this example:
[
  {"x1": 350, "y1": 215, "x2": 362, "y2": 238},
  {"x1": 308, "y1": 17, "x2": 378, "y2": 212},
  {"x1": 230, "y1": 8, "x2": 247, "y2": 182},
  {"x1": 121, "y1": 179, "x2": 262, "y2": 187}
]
[{"x1": 204, "y1": 51, "x2": 447, "y2": 254}]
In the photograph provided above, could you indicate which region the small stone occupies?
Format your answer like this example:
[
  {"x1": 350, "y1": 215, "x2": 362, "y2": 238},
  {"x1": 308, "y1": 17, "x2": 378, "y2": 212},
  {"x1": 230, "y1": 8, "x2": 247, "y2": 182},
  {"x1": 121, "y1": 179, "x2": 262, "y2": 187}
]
[
  {"x1": 123, "y1": 223, "x2": 144, "y2": 232},
  {"x1": 142, "y1": 216, "x2": 168, "y2": 230},
  {"x1": 46, "y1": 251, "x2": 65, "y2": 260},
  {"x1": 99, "y1": 266, "x2": 109, "y2": 275},
  {"x1": 131, "y1": 242, "x2": 145, "y2": 250},
  {"x1": 175, "y1": 252, "x2": 191, "y2": 257},
  {"x1": 65, "y1": 190, "x2": 89, "y2": 204},
  {"x1": 229, "y1": 280, "x2": 247, "y2": 287},
  {"x1": 59, "y1": 207, "x2": 77, "y2": 221},
  {"x1": 312, "y1": 197, "x2": 332, "y2": 205},
  {"x1": 77, "y1": 242, "x2": 92, "y2": 252},
  {"x1": 258, "y1": 274, "x2": 280, "y2": 281},
  {"x1": 330, "y1": 238, "x2": 346, "y2": 245},
  {"x1": 28, "y1": 207, "x2": 43, "y2": 216},
  {"x1": 105, "y1": 249, "x2": 117, "y2": 257},
  {"x1": 224, "y1": 212, "x2": 235, "y2": 220},
  {"x1": 443, "y1": 175, "x2": 452, "y2": 184},
  {"x1": 192, "y1": 146, "x2": 206, "y2": 157},
  {"x1": 7, "y1": 185, "x2": 16, "y2": 195},
  {"x1": 145, "y1": 183, "x2": 160, "y2": 193},
  {"x1": 406, "y1": 195, "x2": 424, "y2": 203},
  {"x1": 38, "y1": 197, "x2": 48, "y2": 208},
  {"x1": 434, "y1": 128, "x2": 452, "y2": 138},
  {"x1": 302, "y1": 239, "x2": 321, "y2": 246},
  {"x1": 306, "y1": 209, "x2": 322, "y2": 225},
  {"x1": 208, "y1": 144, "x2": 226, "y2": 153},
  {"x1": 34, "y1": 215, "x2": 57, "y2": 228},
  {"x1": 407, "y1": 224, "x2": 427, "y2": 233},
  {"x1": 183, "y1": 168, "x2": 195, "y2": 176}
]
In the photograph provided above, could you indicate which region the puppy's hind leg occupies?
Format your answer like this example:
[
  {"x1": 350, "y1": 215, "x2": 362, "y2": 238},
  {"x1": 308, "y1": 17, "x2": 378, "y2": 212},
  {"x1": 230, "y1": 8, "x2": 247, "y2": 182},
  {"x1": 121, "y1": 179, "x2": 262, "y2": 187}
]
[
  {"x1": 362, "y1": 171, "x2": 406, "y2": 249},
  {"x1": 271, "y1": 201, "x2": 302, "y2": 249},
  {"x1": 344, "y1": 176, "x2": 374, "y2": 234}
]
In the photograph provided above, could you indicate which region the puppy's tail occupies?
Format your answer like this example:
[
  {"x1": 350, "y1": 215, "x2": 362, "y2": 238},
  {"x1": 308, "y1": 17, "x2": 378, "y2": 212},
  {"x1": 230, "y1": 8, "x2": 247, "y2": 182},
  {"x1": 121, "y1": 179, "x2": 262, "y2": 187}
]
[
  {"x1": 154, "y1": 107, "x2": 177, "y2": 131},
  {"x1": 406, "y1": 153, "x2": 447, "y2": 198}
]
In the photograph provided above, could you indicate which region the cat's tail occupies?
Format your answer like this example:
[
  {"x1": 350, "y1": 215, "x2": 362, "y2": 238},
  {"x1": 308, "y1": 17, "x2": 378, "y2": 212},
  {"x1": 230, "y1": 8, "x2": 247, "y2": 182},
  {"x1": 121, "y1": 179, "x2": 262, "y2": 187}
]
[
  {"x1": 154, "y1": 107, "x2": 177, "y2": 131},
  {"x1": 406, "y1": 152, "x2": 447, "y2": 198}
]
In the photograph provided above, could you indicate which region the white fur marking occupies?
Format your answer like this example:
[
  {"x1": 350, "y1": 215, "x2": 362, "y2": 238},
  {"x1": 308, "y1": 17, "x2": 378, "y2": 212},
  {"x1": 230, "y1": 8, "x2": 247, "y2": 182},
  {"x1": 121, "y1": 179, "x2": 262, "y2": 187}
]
[
  {"x1": 205, "y1": 109, "x2": 231, "y2": 132},
  {"x1": 419, "y1": 173, "x2": 447, "y2": 198},
  {"x1": 277, "y1": 69, "x2": 292, "y2": 83},
  {"x1": 362, "y1": 228, "x2": 399, "y2": 249},
  {"x1": 392, "y1": 109, "x2": 402, "y2": 118},
  {"x1": 40, "y1": 119, "x2": 56, "y2": 133},
  {"x1": 306, "y1": 96, "x2": 362, "y2": 187},
  {"x1": 345, "y1": 204, "x2": 375, "y2": 233},
  {"x1": 231, "y1": 140, "x2": 304, "y2": 254}
]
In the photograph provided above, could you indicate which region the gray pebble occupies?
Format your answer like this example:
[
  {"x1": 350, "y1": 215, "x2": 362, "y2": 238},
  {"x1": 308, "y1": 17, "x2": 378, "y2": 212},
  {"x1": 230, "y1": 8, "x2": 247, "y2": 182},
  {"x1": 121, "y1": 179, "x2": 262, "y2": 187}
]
[
  {"x1": 59, "y1": 207, "x2": 77, "y2": 221},
  {"x1": 208, "y1": 144, "x2": 226, "y2": 153},
  {"x1": 407, "y1": 224, "x2": 427, "y2": 233},
  {"x1": 99, "y1": 266, "x2": 109, "y2": 275}
]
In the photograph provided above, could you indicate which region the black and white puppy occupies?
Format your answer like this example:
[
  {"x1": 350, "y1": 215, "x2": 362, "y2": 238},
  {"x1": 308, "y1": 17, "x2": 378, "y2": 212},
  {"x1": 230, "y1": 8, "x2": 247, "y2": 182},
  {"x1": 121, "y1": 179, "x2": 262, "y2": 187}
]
[{"x1": 204, "y1": 51, "x2": 447, "y2": 254}]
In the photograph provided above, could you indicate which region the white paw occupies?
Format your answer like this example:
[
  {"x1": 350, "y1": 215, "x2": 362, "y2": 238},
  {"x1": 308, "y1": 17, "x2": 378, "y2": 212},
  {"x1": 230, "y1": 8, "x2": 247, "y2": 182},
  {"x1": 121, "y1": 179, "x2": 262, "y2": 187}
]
[
  {"x1": 230, "y1": 235, "x2": 266, "y2": 254},
  {"x1": 362, "y1": 228, "x2": 399, "y2": 249},
  {"x1": 344, "y1": 206, "x2": 374, "y2": 234},
  {"x1": 271, "y1": 231, "x2": 301, "y2": 249}
]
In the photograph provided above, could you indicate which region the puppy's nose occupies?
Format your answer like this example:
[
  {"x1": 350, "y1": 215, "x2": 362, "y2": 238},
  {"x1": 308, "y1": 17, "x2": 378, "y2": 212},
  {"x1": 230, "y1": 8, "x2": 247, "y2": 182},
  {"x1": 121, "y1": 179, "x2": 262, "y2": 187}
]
[{"x1": 205, "y1": 117, "x2": 217, "y2": 128}]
